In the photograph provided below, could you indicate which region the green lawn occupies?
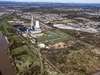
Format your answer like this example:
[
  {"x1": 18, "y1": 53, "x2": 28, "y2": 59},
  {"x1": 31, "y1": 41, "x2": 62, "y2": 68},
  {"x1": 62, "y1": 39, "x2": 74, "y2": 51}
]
[
  {"x1": 37, "y1": 29, "x2": 73, "y2": 44},
  {"x1": 50, "y1": 19, "x2": 77, "y2": 24}
]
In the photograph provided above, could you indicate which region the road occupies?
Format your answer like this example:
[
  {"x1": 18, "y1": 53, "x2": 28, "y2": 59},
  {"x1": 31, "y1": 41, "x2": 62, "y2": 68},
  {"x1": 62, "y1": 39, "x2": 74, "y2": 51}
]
[{"x1": 53, "y1": 24, "x2": 98, "y2": 33}]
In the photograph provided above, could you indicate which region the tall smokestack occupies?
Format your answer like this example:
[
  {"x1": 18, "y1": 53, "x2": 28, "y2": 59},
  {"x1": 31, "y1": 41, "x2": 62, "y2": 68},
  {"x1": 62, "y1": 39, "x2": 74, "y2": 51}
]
[{"x1": 31, "y1": 15, "x2": 34, "y2": 29}]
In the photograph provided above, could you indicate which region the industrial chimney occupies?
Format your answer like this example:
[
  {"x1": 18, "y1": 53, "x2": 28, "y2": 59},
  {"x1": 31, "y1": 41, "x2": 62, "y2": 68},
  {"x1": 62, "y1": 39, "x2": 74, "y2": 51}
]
[{"x1": 31, "y1": 15, "x2": 34, "y2": 29}]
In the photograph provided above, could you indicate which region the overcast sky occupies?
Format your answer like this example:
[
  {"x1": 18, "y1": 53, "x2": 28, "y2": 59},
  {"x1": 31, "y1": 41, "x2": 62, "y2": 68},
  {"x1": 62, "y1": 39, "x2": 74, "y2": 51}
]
[{"x1": 1, "y1": 0, "x2": 100, "y2": 3}]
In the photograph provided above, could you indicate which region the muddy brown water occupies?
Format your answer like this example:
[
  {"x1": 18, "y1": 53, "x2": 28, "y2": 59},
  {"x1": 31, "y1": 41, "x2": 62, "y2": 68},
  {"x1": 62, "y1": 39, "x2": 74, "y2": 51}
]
[
  {"x1": 0, "y1": 33, "x2": 16, "y2": 75},
  {"x1": 91, "y1": 71, "x2": 100, "y2": 75}
]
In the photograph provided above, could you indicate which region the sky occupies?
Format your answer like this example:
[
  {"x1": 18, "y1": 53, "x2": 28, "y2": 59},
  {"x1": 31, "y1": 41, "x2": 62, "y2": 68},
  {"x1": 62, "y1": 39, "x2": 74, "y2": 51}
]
[{"x1": 1, "y1": 0, "x2": 100, "y2": 3}]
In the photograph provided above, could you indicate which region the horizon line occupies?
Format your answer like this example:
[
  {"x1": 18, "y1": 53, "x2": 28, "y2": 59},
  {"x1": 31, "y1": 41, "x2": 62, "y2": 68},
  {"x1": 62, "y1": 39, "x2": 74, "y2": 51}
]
[{"x1": 0, "y1": 1, "x2": 100, "y2": 4}]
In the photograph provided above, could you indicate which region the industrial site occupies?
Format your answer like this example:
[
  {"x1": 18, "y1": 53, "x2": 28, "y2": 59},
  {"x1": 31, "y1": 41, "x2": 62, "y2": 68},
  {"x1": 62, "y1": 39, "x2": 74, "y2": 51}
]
[{"x1": 0, "y1": 1, "x2": 100, "y2": 75}]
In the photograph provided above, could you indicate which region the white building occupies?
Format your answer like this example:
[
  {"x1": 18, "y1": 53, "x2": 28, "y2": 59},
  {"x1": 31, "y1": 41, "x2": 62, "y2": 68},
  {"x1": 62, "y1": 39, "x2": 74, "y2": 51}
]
[{"x1": 27, "y1": 15, "x2": 42, "y2": 38}]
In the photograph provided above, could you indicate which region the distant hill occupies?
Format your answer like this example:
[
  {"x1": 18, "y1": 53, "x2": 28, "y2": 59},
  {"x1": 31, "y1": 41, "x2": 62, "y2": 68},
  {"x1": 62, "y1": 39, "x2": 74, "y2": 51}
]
[{"x1": 0, "y1": 1, "x2": 100, "y2": 9}]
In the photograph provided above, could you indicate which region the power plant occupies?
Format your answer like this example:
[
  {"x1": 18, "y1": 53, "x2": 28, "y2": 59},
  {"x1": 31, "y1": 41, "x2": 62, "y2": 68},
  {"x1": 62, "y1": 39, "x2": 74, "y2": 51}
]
[
  {"x1": 21, "y1": 15, "x2": 42, "y2": 37},
  {"x1": 29, "y1": 15, "x2": 42, "y2": 33},
  {"x1": 14, "y1": 15, "x2": 42, "y2": 38}
]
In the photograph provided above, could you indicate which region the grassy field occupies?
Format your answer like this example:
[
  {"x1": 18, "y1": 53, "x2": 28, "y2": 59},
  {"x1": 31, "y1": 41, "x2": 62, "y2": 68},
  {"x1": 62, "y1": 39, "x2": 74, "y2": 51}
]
[
  {"x1": 37, "y1": 29, "x2": 73, "y2": 44},
  {"x1": 50, "y1": 19, "x2": 78, "y2": 24}
]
